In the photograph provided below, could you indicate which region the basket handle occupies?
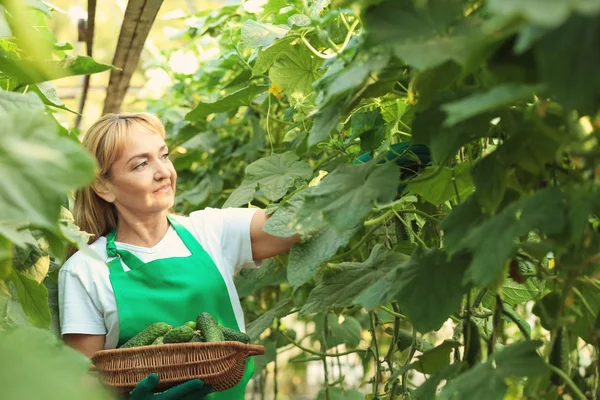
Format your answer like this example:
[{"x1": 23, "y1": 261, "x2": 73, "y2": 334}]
[{"x1": 247, "y1": 344, "x2": 266, "y2": 356}]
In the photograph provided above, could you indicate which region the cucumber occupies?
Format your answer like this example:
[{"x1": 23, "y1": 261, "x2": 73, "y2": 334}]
[
  {"x1": 190, "y1": 333, "x2": 206, "y2": 343},
  {"x1": 196, "y1": 312, "x2": 224, "y2": 342},
  {"x1": 549, "y1": 326, "x2": 570, "y2": 385},
  {"x1": 220, "y1": 326, "x2": 250, "y2": 344},
  {"x1": 464, "y1": 319, "x2": 481, "y2": 367},
  {"x1": 163, "y1": 325, "x2": 195, "y2": 344},
  {"x1": 152, "y1": 336, "x2": 164, "y2": 345},
  {"x1": 184, "y1": 321, "x2": 196, "y2": 330},
  {"x1": 119, "y1": 322, "x2": 172, "y2": 348}
]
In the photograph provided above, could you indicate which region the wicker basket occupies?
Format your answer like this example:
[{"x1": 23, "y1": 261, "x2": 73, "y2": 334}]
[{"x1": 91, "y1": 341, "x2": 265, "y2": 393}]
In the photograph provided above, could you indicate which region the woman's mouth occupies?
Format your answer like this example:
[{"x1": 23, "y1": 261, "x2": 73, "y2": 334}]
[{"x1": 154, "y1": 184, "x2": 171, "y2": 194}]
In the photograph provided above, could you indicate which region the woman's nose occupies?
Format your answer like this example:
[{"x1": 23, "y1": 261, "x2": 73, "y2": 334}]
[{"x1": 154, "y1": 160, "x2": 171, "y2": 179}]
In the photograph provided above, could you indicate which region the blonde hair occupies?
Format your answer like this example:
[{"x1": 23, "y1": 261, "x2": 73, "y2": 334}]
[{"x1": 69, "y1": 112, "x2": 166, "y2": 257}]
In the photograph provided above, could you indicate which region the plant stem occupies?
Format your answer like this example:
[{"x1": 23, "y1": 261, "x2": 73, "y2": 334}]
[
  {"x1": 546, "y1": 364, "x2": 587, "y2": 400},
  {"x1": 379, "y1": 305, "x2": 407, "y2": 320},
  {"x1": 369, "y1": 311, "x2": 381, "y2": 398},
  {"x1": 280, "y1": 331, "x2": 366, "y2": 357},
  {"x1": 322, "y1": 314, "x2": 330, "y2": 400}
]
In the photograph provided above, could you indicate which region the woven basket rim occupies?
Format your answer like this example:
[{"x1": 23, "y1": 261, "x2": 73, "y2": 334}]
[
  {"x1": 97, "y1": 350, "x2": 240, "y2": 373},
  {"x1": 92, "y1": 341, "x2": 264, "y2": 362}
]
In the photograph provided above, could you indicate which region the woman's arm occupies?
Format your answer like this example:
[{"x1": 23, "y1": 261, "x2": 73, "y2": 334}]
[
  {"x1": 250, "y1": 209, "x2": 301, "y2": 261},
  {"x1": 63, "y1": 333, "x2": 106, "y2": 359}
]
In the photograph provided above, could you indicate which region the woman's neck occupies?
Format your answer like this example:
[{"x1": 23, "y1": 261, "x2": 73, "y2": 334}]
[{"x1": 114, "y1": 211, "x2": 170, "y2": 248}]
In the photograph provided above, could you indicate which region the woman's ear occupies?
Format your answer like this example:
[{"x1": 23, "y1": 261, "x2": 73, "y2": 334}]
[{"x1": 93, "y1": 178, "x2": 116, "y2": 203}]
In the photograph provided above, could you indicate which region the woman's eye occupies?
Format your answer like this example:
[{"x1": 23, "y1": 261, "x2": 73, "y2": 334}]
[
  {"x1": 134, "y1": 161, "x2": 148, "y2": 170},
  {"x1": 161, "y1": 152, "x2": 170, "y2": 160}
]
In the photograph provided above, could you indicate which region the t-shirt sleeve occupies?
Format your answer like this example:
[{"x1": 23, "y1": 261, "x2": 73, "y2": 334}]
[
  {"x1": 188, "y1": 207, "x2": 259, "y2": 275},
  {"x1": 58, "y1": 267, "x2": 106, "y2": 336}
]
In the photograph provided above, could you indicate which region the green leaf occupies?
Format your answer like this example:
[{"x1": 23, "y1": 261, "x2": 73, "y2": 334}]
[
  {"x1": 488, "y1": 0, "x2": 600, "y2": 27},
  {"x1": 534, "y1": 14, "x2": 600, "y2": 115},
  {"x1": 32, "y1": 82, "x2": 78, "y2": 113},
  {"x1": 412, "y1": 339, "x2": 460, "y2": 374},
  {"x1": 327, "y1": 314, "x2": 362, "y2": 348},
  {"x1": 413, "y1": 363, "x2": 463, "y2": 400},
  {"x1": 252, "y1": 37, "x2": 295, "y2": 76},
  {"x1": 12, "y1": 236, "x2": 49, "y2": 284},
  {"x1": 471, "y1": 149, "x2": 509, "y2": 214},
  {"x1": 269, "y1": 45, "x2": 323, "y2": 104},
  {"x1": 296, "y1": 161, "x2": 398, "y2": 233},
  {"x1": 408, "y1": 61, "x2": 462, "y2": 110},
  {"x1": 263, "y1": 192, "x2": 305, "y2": 238},
  {"x1": 252, "y1": 341, "x2": 276, "y2": 377},
  {"x1": 308, "y1": 103, "x2": 341, "y2": 147},
  {"x1": 411, "y1": 105, "x2": 493, "y2": 163},
  {"x1": 502, "y1": 278, "x2": 541, "y2": 306},
  {"x1": 438, "y1": 340, "x2": 546, "y2": 400},
  {"x1": 0, "y1": 326, "x2": 113, "y2": 400},
  {"x1": 393, "y1": 249, "x2": 470, "y2": 332},
  {"x1": 8, "y1": 268, "x2": 50, "y2": 329},
  {"x1": 351, "y1": 110, "x2": 386, "y2": 152},
  {"x1": 246, "y1": 298, "x2": 294, "y2": 340},
  {"x1": 241, "y1": 20, "x2": 290, "y2": 48},
  {"x1": 318, "y1": 47, "x2": 391, "y2": 107},
  {"x1": 288, "y1": 224, "x2": 359, "y2": 289},
  {"x1": 234, "y1": 259, "x2": 287, "y2": 297},
  {"x1": 0, "y1": 110, "x2": 95, "y2": 241},
  {"x1": 223, "y1": 152, "x2": 312, "y2": 207},
  {"x1": 301, "y1": 245, "x2": 403, "y2": 313},
  {"x1": 406, "y1": 163, "x2": 474, "y2": 206},
  {"x1": 441, "y1": 84, "x2": 541, "y2": 126},
  {"x1": 365, "y1": 0, "x2": 492, "y2": 70},
  {"x1": 186, "y1": 85, "x2": 268, "y2": 121},
  {"x1": 447, "y1": 189, "x2": 568, "y2": 287},
  {"x1": 0, "y1": 90, "x2": 44, "y2": 113}
]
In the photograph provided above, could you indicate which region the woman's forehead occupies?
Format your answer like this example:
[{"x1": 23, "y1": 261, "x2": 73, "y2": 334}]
[{"x1": 119, "y1": 126, "x2": 166, "y2": 156}]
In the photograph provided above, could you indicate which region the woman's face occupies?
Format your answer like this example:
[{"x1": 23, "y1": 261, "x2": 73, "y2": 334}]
[{"x1": 101, "y1": 125, "x2": 177, "y2": 217}]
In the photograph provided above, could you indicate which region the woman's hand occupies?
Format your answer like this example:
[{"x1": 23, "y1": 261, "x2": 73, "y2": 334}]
[{"x1": 128, "y1": 373, "x2": 212, "y2": 400}]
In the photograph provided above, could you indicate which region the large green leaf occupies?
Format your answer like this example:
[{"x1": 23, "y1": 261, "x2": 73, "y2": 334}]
[
  {"x1": 441, "y1": 84, "x2": 542, "y2": 126},
  {"x1": 301, "y1": 245, "x2": 408, "y2": 314},
  {"x1": 234, "y1": 259, "x2": 287, "y2": 297},
  {"x1": 185, "y1": 85, "x2": 268, "y2": 121},
  {"x1": 438, "y1": 340, "x2": 546, "y2": 400},
  {"x1": 240, "y1": 20, "x2": 290, "y2": 48},
  {"x1": 288, "y1": 223, "x2": 359, "y2": 289},
  {"x1": 246, "y1": 298, "x2": 294, "y2": 340},
  {"x1": 391, "y1": 249, "x2": 470, "y2": 332},
  {"x1": 488, "y1": 0, "x2": 600, "y2": 27},
  {"x1": 0, "y1": 90, "x2": 44, "y2": 113},
  {"x1": 534, "y1": 14, "x2": 600, "y2": 115},
  {"x1": 269, "y1": 45, "x2": 323, "y2": 104},
  {"x1": 501, "y1": 278, "x2": 541, "y2": 306},
  {"x1": 263, "y1": 192, "x2": 306, "y2": 238},
  {"x1": 252, "y1": 37, "x2": 295, "y2": 75},
  {"x1": 223, "y1": 152, "x2": 312, "y2": 207},
  {"x1": 0, "y1": 109, "x2": 95, "y2": 245},
  {"x1": 365, "y1": 0, "x2": 492, "y2": 70},
  {"x1": 296, "y1": 161, "x2": 398, "y2": 233},
  {"x1": 411, "y1": 105, "x2": 493, "y2": 163},
  {"x1": 0, "y1": 326, "x2": 113, "y2": 400},
  {"x1": 8, "y1": 268, "x2": 50, "y2": 329},
  {"x1": 445, "y1": 189, "x2": 568, "y2": 287},
  {"x1": 326, "y1": 314, "x2": 362, "y2": 349},
  {"x1": 308, "y1": 103, "x2": 341, "y2": 147},
  {"x1": 406, "y1": 163, "x2": 474, "y2": 206}
]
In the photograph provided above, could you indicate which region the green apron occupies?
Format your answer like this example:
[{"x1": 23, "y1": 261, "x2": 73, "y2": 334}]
[{"x1": 105, "y1": 215, "x2": 254, "y2": 399}]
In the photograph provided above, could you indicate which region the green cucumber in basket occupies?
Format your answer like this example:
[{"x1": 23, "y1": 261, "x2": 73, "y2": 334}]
[
  {"x1": 219, "y1": 326, "x2": 250, "y2": 344},
  {"x1": 163, "y1": 325, "x2": 195, "y2": 344},
  {"x1": 195, "y1": 312, "x2": 224, "y2": 342},
  {"x1": 119, "y1": 322, "x2": 172, "y2": 348}
]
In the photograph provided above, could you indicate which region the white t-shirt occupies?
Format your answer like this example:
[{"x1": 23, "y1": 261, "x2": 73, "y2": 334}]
[{"x1": 58, "y1": 207, "x2": 258, "y2": 350}]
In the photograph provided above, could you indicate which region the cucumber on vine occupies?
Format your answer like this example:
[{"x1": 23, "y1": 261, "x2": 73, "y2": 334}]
[{"x1": 549, "y1": 326, "x2": 570, "y2": 385}]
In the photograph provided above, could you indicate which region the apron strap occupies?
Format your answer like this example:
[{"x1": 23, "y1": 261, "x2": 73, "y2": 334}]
[{"x1": 105, "y1": 225, "x2": 149, "y2": 273}]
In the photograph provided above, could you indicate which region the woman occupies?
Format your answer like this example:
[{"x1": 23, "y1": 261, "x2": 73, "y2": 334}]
[{"x1": 58, "y1": 112, "x2": 299, "y2": 399}]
